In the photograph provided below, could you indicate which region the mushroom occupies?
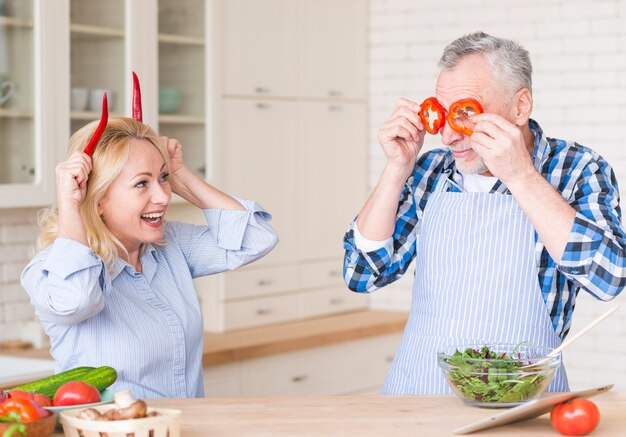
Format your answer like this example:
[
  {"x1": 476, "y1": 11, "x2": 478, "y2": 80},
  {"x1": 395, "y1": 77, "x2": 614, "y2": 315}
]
[
  {"x1": 78, "y1": 408, "x2": 109, "y2": 421},
  {"x1": 103, "y1": 390, "x2": 148, "y2": 420}
]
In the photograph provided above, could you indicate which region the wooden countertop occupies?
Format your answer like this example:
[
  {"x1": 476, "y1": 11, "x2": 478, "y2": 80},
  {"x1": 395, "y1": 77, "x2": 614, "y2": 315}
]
[
  {"x1": 52, "y1": 392, "x2": 626, "y2": 436},
  {"x1": 0, "y1": 310, "x2": 408, "y2": 376},
  {"x1": 202, "y1": 310, "x2": 408, "y2": 366}
]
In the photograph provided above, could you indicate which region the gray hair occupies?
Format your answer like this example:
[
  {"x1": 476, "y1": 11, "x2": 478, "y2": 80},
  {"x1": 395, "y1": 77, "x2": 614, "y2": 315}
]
[{"x1": 438, "y1": 31, "x2": 532, "y2": 96}]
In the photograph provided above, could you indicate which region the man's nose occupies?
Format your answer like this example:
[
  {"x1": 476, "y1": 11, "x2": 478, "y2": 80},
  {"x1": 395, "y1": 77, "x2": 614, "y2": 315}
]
[{"x1": 440, "y1": 119, "x2": 465, "y2": 145}]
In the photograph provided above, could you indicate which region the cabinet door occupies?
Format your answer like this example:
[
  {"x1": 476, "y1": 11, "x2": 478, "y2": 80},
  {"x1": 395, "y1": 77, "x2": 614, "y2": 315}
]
[
  {"x1": 221, "y1": 98, "x2": 298, "y2": 265},
  {"x1": 299, "y1": 0, "x2": 367, "y2": 99},
  {"x1": 0, "y1": 0, "x2": 63, "y2": 206},
  {"x1": 298, "y1": 102, "x2": 367, "y2": 260},
  {"x1": 69, "y1": 0, "x2": 126, "y2": 135},
  {"x1": 222, "y1": 0, "x2": 297, "y2": 97},
  {"x1": 239, "y1": 333, "x2": 401, "y2": 396},
  {"x1": 158, "y1": 0, "x2": 207, "y2": 179}
]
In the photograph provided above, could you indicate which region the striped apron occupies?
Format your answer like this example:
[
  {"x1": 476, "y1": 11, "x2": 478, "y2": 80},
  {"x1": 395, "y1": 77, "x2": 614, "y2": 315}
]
[{"x1": 382, "y1": 178, "x2": 568, "y2": 394}]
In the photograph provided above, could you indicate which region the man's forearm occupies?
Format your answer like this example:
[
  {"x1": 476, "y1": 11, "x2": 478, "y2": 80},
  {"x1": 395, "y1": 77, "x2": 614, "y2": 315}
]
[
  {"x1": 507, "y1": 171, "x2": 575, "y2": 264},
  {"x1": 356, "y1": 164, "x2": 411, "y2": 241}
]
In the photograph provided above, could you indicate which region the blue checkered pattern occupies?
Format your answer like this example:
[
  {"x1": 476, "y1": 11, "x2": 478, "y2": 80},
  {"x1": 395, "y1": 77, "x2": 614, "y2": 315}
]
[{"x1": 343, "y1": 119, "x2": 626, "y2": 339}]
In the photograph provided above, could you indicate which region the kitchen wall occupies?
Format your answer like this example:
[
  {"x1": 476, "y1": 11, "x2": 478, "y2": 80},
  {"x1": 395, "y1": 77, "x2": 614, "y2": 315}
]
[
  {"x1": 1, "y1": 0, "x2": 625, "y2": 392},
  {"x1": 367, "y1": 0, "x2": 626, "y2": 390},
  {"x1": 0, "y1": 207, "x2": 44, "y2": 346}
]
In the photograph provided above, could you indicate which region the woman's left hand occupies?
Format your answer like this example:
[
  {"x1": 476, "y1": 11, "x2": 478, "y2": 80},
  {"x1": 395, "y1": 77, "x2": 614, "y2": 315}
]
[{"x1": 161, "y1": 136, "x2": 186, "y2": 179}]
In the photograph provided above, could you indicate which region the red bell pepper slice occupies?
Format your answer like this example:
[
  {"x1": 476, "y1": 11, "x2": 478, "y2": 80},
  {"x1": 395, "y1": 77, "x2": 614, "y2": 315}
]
[
  {"x1": 447, "y1": 98, "x2": 483, "y2": 136},
  {"x1": 132, "y1": 71, "x2": 143, "y2": 122},
  {"x1": 418, "y1": 97, "x2": 445, "y2": 135},
  {"x1": 0, "y1": 398, "x2": 45, "y2": 423},
  {"x1": 83, "y1": 92, "x2": 109, "y2": 157}
]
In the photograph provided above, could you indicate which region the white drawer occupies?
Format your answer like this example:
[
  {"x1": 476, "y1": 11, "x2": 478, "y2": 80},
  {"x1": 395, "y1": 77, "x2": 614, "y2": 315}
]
[
  {"x1": 222, "y1": 265, "x2": 298, "y2": 300},
  {"x1": 240, "y1": 333, "x2": 401, "y2": 396},
  {"x1": 223, "y1": 293, "x2": 301, "y2": 330},
  {"x1": 299, "y1": 259, "x2": 344, "y2": 289},
  {"x1": 300, "y1": 286, "x2": 368, "y2": 319},
  {"x1": 203, "y1": 362, "x2": 241, "y2": 398}
]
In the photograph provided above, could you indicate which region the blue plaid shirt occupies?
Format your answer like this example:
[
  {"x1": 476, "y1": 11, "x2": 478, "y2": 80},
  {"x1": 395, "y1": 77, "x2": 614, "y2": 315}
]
[{"x1": 343, "y1": 119, "x2": 626, "y2": 339}]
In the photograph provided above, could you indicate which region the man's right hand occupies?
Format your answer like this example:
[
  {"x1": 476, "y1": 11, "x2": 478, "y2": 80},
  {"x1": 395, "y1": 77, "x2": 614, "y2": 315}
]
[{"x1": 378, "y1": 98, "x2": 426, "y2": 177}]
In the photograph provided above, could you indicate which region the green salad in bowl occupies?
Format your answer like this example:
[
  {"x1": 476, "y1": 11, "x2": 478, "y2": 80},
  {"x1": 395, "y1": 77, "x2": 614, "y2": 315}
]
[{"x1": 437, "y1": 343, "x2": 560, "y2": 408}]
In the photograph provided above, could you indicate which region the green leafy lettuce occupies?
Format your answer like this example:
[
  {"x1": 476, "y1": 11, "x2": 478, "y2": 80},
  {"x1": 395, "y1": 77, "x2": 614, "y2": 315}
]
[{"x1": 444, "y1": 345, "x2": 549, "y2": 404}]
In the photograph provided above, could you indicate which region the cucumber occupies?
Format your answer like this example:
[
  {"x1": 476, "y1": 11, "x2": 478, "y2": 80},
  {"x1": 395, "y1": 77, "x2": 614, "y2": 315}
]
[
  {"x1": 10, "y1": 366, "x2": 95, "y2": 398},
  {"x1": 78, "y1": 366, "x2": 118, "y2": 392}
]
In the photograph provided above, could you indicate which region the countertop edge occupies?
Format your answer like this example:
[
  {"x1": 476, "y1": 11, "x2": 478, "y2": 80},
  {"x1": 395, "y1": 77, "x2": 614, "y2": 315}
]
[{"x1": 0, "y1": 310, "x2": 409, "y2": 370}]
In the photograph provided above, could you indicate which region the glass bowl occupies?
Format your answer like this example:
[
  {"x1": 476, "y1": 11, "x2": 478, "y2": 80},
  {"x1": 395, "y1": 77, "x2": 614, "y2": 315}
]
[{"x1": 437, "y1": 343, "x2": 560, "y2": 408}]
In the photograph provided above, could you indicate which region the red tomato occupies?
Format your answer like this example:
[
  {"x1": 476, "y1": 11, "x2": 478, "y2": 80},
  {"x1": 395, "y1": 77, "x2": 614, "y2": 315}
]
[
  {"x1": 52, "y1": 381, "x2": 101, "y2": 407},
  {"x1": 550, "y1": 398, "x2": 600, "y2": 436}
]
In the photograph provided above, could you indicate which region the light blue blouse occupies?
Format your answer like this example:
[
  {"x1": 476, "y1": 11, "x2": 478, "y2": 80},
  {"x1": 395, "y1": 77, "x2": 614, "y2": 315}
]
[{"x1": 21, "y1": 198, "x2": 278, "y2": 398}]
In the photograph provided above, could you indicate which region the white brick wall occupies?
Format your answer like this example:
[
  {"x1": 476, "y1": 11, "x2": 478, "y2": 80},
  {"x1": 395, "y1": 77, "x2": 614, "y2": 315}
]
[
  {"x1": 0, "y1": 208, "x2": 47, "y2": 346},
  {"x1": 368, "y1": 0, "x2": 626, "y2": 390}
]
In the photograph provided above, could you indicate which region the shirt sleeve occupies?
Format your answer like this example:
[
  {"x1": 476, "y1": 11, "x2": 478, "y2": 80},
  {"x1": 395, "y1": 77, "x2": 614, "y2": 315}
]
[
  {"x1": 20, "y1": 238, "x2": 107, "y2": 325},
  {"x1": 168, "y1": 197, "x2": 279, "y2": 277},
  {"x1": 558, "y1": 156, "x2": 626, "y2": 300},
  {"x1": 342, "y1": 150, "x2": 450, "y2": 293},
  {"x1": 342, "y1": 176, "x2": 422, "y2": 293},
  {"x1": 353, "y1": 222, "x2": 392, "y2": 252}
]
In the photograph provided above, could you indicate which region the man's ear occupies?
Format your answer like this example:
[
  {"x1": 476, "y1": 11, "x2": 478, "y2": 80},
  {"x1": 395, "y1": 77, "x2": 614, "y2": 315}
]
[{"x1": 514, "y1": 87, "x2": 533, "y2": 126}]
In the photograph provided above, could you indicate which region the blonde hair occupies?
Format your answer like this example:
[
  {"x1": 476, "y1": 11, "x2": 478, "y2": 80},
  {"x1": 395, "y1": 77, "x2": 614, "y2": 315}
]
[{"x1": 37, "y1": 117, "x2": 169, "y2": 267}]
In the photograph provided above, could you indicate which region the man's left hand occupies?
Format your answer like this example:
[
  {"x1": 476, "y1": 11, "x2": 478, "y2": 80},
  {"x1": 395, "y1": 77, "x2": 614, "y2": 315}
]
[{"x1": 470, "y1": 113, "x2": 536, "y2": 186}]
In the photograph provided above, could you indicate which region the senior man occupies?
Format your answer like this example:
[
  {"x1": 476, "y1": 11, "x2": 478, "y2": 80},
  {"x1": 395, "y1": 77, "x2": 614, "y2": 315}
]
[{"x1": 342, "y1": 31, "x2": 626, "y2": 394}]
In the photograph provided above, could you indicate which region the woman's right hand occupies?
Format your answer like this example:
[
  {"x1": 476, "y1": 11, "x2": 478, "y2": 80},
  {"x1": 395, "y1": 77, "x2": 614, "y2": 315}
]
[
  {"x1": 377, "y1": 98, "x2": 425, "y2": 175},
  {"x1": 55, "y1": 152, "x2": 93, "y2": 207}
]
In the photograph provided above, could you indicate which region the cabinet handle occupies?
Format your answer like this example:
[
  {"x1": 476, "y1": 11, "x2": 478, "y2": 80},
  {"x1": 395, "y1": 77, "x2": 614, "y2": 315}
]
[
  {"x1": 254, "y1": 87, "x2": 270, "y2": 93},
  {"x1": 329, "y1": 298, "x2": 344, "y2": 305},
  {"x1": 256, "y1": 308, "x2": 273, "y2": 315},
  {"x1": 291, "y1": 375, "x2": 308, "y2": 383},
  {"x1": 328, "y1": 270, "x2": 342, "y2": 277},
  {"x1": 257, "y1": 279, "x2": 273, "y2": 286},
  {"x1": 328, "y1": 105, "x2": 343, "y2": 112},
  {"x1": 386, "y1": 355, "x2": 394, "y2": 363},
  {"x1": 256, "y1": 102, "x2": 271, "y2": 110},
  {"x1": 328, "y1": 90, "x2": 342, "y2": 97}
]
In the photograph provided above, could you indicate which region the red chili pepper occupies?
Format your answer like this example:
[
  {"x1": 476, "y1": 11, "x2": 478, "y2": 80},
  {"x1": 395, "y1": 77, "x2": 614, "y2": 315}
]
[
  {"x1": 1, "y1": 398, "x2": 44, "y2": 423},
  {"x1": 132, "y1": 71, "x2": 143, "y2": 122},
  {"x1": 447, "y1": 98, "x2": 483, "y2": 136},
  {"x1": 418, "y1": 97, "x2": 445, "y2": 135},
  {"x1": 83, "y1": 92, "x2": 109, "y2": 157}
]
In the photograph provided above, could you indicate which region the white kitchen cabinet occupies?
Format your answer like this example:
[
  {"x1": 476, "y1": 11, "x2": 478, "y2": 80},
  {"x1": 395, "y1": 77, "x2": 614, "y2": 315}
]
[
  {"x1": 298, "y1": 0, "x2": 367, "y2": 99},
  {"x1": 0, "y1": 0, "x2": 211, "y2": 208},
  {"x1": 298, "y1": 102, "x2": 367, "y2": 260},
  {"x1": 0, "y1": 0, "x2": 66, "y2": 206},
  {"x1": 221, "y1": 0, "x2": 366, "y2": 99},
  {"x1": 222, "y1": 0, "x2": 298, "y2": 98},
  {"x1": 158, "y1": 0, "x2": 207, "y2": 179},
  {"x1": 221, "y1": 98, "x2": 299, "y2": 266},
  {"x1": 202, "y1": 361, "x2": 242, "y2": 398},
  {"x1": 197, "y1": 0, "x2": 369, "y2": 332},
  {"x1": 203, "y1": 333, "x2": 401, "y2": 397}
]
